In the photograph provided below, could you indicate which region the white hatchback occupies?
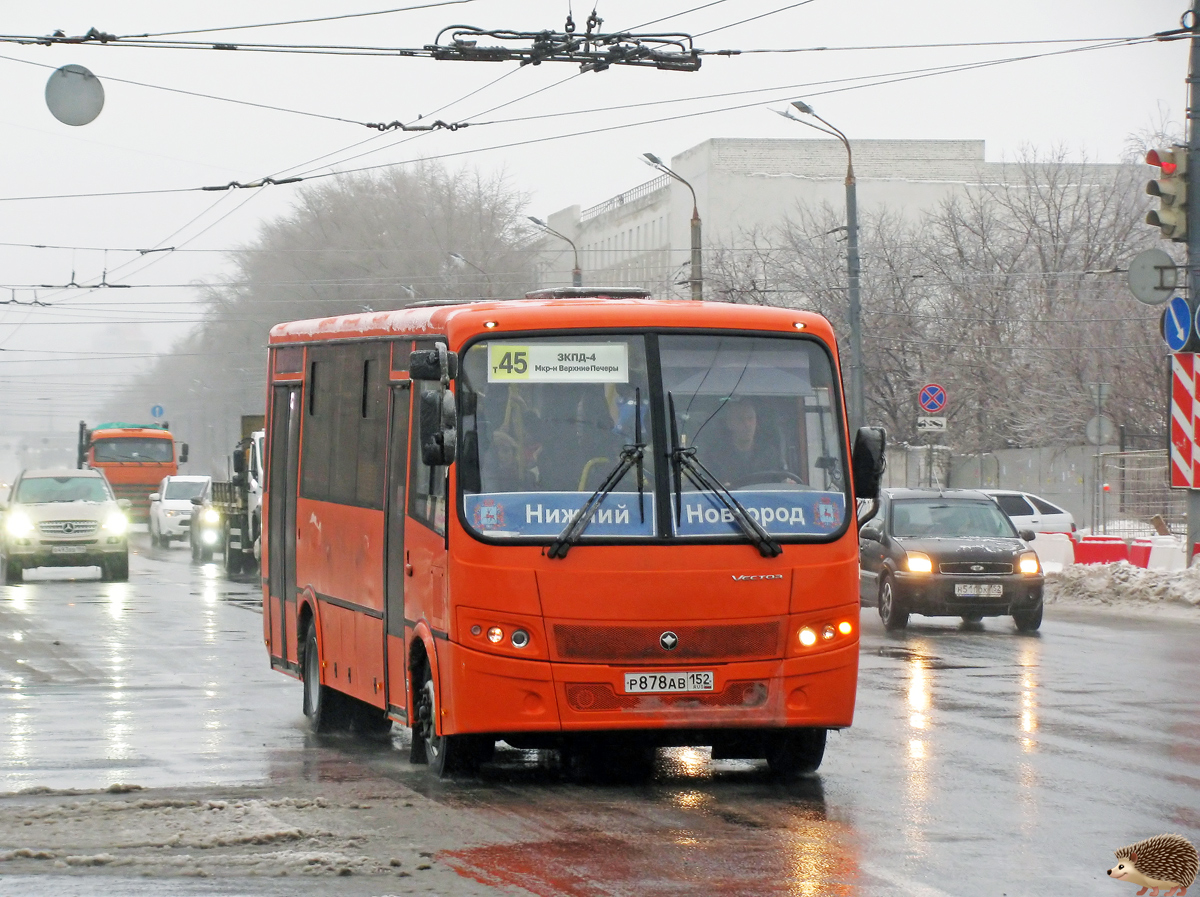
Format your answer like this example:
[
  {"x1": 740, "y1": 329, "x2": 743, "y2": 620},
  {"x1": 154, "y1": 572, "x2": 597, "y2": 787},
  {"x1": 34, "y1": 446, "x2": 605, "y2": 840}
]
[
  {"x1": 149, "y1": 475, "x2": 211, "y2": 547},
  {"x1": 981, "y1": 490, "x2": 1076, "y2": 538}
]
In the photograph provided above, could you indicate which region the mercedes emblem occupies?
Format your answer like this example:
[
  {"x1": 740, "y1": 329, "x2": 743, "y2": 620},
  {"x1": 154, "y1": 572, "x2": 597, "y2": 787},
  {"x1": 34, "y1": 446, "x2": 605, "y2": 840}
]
[
  {"x1": 61, "y1": 522, "x2": 75, "y2": 534},
  {"x1": 659, "y1": 631, "x2": 679, "y2": 651}
]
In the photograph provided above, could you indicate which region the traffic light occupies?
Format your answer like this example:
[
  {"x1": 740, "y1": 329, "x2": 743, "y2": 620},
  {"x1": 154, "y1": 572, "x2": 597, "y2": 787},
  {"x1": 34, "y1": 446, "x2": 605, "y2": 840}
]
[{"x1": 1146, "y1": 147, "x2": 1188, "y2": 241}]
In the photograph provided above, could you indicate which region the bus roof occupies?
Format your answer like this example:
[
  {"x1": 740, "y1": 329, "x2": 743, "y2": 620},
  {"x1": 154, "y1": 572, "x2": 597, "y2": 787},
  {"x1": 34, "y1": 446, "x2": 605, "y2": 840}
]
[{"x1": 267, "y1": 295, "x2": 836, "y2": 347}]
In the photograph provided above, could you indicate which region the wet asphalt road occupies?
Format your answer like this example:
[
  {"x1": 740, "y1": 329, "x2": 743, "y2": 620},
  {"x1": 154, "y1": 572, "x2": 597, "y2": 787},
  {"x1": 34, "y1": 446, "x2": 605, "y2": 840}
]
[{"x1": 0, "y1": 533, "x2": 1197, "y2": 896}]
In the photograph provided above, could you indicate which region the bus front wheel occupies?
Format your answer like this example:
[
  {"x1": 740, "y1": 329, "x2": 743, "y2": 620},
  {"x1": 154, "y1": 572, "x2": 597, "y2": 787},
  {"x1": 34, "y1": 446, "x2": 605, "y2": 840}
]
[
  {"x1": 766, "y1": 728, "x2": 827, "y2": 780},
  {"x1": 412, "y1": 661, "x2": 486, "y2": 777}
]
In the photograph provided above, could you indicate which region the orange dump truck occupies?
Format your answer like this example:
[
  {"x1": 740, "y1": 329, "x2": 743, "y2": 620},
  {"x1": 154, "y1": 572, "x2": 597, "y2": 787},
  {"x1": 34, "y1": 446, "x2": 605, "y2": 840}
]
[{"x1": 77, "y1": 421, "x2": 188, "y2": 522}]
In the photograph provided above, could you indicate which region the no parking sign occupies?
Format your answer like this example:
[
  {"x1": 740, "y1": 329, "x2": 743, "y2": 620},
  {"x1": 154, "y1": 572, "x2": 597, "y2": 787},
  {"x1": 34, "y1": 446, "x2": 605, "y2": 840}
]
[{"x1": 918, "y1": 384, "x2": 946, "y2": 414}]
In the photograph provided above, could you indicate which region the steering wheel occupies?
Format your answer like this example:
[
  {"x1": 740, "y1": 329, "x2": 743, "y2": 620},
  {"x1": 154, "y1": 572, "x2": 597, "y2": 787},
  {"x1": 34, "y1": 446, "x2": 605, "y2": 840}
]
[{"x1": 727, "y1": 469, "x2": 801, "y2": 489}]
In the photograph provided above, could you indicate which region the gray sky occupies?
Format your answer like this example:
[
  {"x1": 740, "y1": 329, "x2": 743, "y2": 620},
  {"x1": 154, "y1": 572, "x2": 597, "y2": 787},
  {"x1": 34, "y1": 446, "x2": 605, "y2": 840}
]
[{"x1": 0, "y1": 0, "x2": 1187, "y2": 449}]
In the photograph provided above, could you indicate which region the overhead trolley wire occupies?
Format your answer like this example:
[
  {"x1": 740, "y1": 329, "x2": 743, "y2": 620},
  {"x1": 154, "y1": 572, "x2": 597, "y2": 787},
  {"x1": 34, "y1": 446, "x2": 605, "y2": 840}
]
[
  {"x1": 129, "y1": 1, "x2": 484, "y2": 39},
  {"x1": 0, "y1": 36, "x2": 1162, "y2": 203}
]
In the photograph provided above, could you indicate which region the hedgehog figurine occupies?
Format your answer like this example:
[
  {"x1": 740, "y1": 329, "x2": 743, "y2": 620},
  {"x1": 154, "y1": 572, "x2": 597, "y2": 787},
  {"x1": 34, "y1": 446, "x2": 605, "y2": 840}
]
[{"x1": 1108, "y1": 834, "x2": 1198, "y2": 897}]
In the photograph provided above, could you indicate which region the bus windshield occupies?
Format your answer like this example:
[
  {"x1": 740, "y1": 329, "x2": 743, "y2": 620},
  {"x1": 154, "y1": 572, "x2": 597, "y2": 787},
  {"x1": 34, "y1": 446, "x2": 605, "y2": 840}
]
[
  {"x1": 458, "y1": 332, "x2": 848, "y2": 541},
  {"x1": 92, "y1": 438, "x2": 174, "y2": 463}
]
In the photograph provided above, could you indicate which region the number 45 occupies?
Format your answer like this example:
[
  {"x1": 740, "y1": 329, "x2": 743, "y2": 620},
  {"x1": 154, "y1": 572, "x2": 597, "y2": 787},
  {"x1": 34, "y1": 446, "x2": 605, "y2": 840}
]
[{"x1": 494, "y1": 349, "x2": 528, "y2": 375}]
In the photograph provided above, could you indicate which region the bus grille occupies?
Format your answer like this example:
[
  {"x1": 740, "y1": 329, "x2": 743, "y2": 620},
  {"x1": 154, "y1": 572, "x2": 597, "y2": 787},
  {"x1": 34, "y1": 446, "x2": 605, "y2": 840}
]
[
  {"x1": 564, "y1": 680, "x2": 769, "y2": 712},
  {"x1": 553, "y1": 622, "x2": 780, "y2": 662},
  {"x1": 38, "y1": 520, "x2": 100, "y2": 537}
]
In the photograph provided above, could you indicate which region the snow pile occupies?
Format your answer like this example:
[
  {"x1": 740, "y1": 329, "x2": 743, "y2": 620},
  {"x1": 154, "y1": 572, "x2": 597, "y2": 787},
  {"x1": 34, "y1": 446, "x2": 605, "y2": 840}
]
[{"x1": 1045, "y1": 561, "x2": 1200, "y2": 611}]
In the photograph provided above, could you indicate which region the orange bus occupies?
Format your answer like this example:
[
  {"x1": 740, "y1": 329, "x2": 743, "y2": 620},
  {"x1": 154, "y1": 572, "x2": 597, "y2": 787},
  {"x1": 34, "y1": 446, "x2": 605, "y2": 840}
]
[
  {"x1": 78, "y1": 421, "x2": 188, "y2": 522},
  {"x1": 262, "y1": 289, "x2": 885, "y2": 778}
]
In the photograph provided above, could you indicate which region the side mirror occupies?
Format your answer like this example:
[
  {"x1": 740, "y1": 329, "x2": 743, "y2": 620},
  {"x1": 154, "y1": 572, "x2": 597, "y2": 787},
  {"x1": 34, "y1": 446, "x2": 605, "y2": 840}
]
[
  {"x1": 859, "y1": 527, "x2": 881, "y2": 542},
  {"x1": 851, "y1": 426, "x2": 887, "y2": 500},
  {"x1": 179, "y1": 444, "x2": 189, "y2": 463},
  {"x1": 191, "y1": 497, "x2": 204, "y2": 506},
  {"x1": 148, "y1": 493, "x2": 161, "y2": 503},
  {"x1": 420, "y1": 389, "x2": 458, "y2": 465},
  {"x1": 1020, "y1": 529, "x2": 1036, "y2": 542},
  {"x1": 409, "y1": 345, "x2": 459, "y2": 382},
  {"x1": 232, "y1": 450, "x2": 246, "y2": 476},
  {"x1": 117, "y1": 499, "x2": 132, "y2": 511}
]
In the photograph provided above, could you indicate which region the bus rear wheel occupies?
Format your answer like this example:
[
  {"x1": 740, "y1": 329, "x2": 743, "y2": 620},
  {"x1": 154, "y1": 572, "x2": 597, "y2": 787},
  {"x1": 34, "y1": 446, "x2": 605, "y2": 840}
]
[
  {"x1": 412, "y1": 661, "x2": 487, "y2": 777},
  {"x1": 303, "y1": 624, "x2": 347, "y2": 733},
  {"x1": 766, "y1": 728, "x2": 827, "y2": 780}
]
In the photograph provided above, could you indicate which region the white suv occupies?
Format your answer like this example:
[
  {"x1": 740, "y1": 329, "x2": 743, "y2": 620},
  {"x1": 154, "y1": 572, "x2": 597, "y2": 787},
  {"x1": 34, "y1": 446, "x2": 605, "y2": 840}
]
[
  {"x1": 981, "y1": 490, "x2": 1076, "y2": 538},
  {"x1": 149, "y1": 475, "x2": 211, "y2": 548},
  {"x1": 1, "y1": 468, "x2": 130, "y2": 582}
]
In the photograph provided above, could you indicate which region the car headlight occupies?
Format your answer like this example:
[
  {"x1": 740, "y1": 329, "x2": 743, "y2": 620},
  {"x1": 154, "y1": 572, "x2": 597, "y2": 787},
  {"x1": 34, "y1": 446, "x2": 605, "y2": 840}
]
[
  {"x1": 1019, "y1": 551, "x2": 1040, "y2": 575},
  {"x1": 5, "y1": 511, "x2": 33, "y2": 538},
  {"x1": 906, "y1": 551, "x2": 933, "y2": 574},
  {"x1": 202, "y1": 508, "x2": 220, "y2": 525},
  {"x1": 102, "y1": 513, "x2": 128, "y2": 535}
]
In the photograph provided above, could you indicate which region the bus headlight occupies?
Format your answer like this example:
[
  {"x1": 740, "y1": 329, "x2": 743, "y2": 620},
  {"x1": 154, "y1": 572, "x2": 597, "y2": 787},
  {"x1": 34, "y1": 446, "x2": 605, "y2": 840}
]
[
  {"x1": 102, "y1": 513, "x2": 127, "y2": 536},
  {"x1": 5, "y1": 512, "x2": 33, "y2": 538},
  {"x1": 1019, "y1": 551, "x2": 1040, "y2": 575},
  {"x1": 906, "y1": 551, "x2": 933, "y2": 573},
  {"x1": 202, "y1": 508, "x2": 220, "y2": 525}
]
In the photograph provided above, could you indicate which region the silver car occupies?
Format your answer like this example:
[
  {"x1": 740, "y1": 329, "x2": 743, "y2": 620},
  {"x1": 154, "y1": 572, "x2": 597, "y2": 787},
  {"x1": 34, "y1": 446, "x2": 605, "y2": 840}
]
[
  {"x1": 981, "y1": 489, "x2": 1076, "y2": 538},
  {"x1": 0, "y1": 468, "x2": 131, "y2": 583}
]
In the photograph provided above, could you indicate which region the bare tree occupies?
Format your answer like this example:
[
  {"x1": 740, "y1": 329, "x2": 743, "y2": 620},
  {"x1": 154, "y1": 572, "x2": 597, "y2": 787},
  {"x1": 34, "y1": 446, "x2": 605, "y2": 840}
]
[
  {"x1": 710, "y1": 146, "x2": 1168, "y2": 454},
  {"x1": 101, "y1": 162, "x2": 537, "y2": 475}
]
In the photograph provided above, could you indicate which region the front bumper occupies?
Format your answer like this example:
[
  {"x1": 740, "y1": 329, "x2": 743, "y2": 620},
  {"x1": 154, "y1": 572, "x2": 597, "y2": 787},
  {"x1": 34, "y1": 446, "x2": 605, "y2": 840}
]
[
  {"x1": 5, "y1": 536, "x2": 127, "y2": 567},
  {"x1": 159, "y1": 514, "x2": 193, "y2": 537},
  {"x1": 436, "y1": 638, "x2": 858, "y2": 737},
  {"x1": 893, "y1": 571, "x2": 1043, "y2": 616}
]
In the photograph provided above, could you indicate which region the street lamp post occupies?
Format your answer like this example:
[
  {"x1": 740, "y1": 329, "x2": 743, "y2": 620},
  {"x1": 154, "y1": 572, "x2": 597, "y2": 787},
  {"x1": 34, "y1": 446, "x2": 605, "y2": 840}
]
[
  {"x1": 775, "y1": 101, "x2": 863, "y2": 432},
  {"x1": 528, "y1": 216, "x2": 582, "y2": 287},
  {"x1": 643, "y1": 153, "x2": 702, "y2": 301}
]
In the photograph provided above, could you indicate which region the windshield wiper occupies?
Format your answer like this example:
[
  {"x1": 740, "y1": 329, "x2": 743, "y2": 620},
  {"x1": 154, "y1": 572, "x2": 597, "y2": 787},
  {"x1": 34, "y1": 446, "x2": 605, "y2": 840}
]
[
  {"x1": 668, "y1": 392, "x2": 782, "y2": 559},
  {"x1": 548, "y1": 388, "x2": 645, "y2": 560}
]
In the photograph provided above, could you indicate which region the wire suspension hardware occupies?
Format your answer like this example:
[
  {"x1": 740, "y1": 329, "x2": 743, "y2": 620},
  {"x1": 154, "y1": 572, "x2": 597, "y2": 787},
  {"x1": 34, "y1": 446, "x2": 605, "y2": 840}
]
[
  {"x1": 364, "y1": 118, "x2": 468, "y2": 132},
  {"x1": 429, "y1": 23, "x2": 701, "y2": 72},
  {"x1": 22, "y1": 21, "x2": 701, "y2": 74},
  {"x1": 200, "y1": 176, "x2": 304, "y2": 192}
]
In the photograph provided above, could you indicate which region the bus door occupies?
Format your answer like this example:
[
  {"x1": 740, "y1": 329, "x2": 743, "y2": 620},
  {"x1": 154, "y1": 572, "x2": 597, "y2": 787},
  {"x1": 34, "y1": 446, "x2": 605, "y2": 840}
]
[
  {"x1": 267, "y1": 384, "x2": 302, "y2": 667},
  {"x1": 384, "y1": 383, "x2": 411, "y2": 718}
]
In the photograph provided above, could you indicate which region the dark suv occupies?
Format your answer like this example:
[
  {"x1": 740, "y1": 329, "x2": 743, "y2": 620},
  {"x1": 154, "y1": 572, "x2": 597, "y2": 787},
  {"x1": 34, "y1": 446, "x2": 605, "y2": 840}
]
[{"x1": 858, "y1": 488, "x2": 1044, "y2": 631}]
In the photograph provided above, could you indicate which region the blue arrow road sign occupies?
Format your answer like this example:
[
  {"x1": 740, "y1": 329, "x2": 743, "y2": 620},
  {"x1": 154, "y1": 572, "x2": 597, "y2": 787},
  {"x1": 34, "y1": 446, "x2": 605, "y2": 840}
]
[
  {"x1": 1165, "y1": 296, "x2": 1192, "y2": 352},
  {"x1": 919, "y1": 383, "x2": 947, "y2": 414},
  {"x1": 151, "y1": 404, "x2": 164, "y2": 419}
]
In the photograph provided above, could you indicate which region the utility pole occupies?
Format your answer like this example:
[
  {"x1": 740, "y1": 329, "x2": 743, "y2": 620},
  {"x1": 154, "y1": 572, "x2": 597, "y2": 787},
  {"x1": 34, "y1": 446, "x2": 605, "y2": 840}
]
[
  {"x1": 775, "y1": 101, "x2": 862, "y2": 430},
  {"x1": 1186, "y1": 1, "x2": 1200, "y2": 561},
  {"x1": 845, "y1": 158, "x2": 863, "y2": 433},
  {"x1": 643, "y1": 153, "x2": 702, "y2": 300}
]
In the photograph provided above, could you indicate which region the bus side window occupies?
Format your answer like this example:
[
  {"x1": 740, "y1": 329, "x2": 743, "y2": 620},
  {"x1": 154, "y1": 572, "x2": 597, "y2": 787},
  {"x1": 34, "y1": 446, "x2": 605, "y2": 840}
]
[{"x1": 408, "y1": 377, "x2": 447, "y2": 534}]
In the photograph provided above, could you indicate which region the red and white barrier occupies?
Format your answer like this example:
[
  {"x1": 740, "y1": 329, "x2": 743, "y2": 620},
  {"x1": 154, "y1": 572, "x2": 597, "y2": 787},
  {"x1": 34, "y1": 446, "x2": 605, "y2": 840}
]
[{"x1": 1037, "y1": 533, "x2": 1186, "y2": 571}]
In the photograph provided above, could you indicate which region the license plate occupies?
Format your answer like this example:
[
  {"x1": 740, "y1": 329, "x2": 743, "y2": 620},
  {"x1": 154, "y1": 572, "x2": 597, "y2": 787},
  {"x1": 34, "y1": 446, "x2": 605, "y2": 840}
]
[
  {"x1": 50, "y1": 545, "x2": 88, "y2": 555},
  {"x1": 955, "y1": 583, "x2": 1003, "y2": 597},
  {"x1": 624, "y1": 671, "x2": 714, "y2": 694}
]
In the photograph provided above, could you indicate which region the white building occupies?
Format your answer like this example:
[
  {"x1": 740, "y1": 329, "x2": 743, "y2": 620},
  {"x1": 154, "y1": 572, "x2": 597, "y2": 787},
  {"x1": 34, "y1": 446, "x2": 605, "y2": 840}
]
[{"x1": 531, "y1": 137, "x2": 1062, "y2": 298}]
